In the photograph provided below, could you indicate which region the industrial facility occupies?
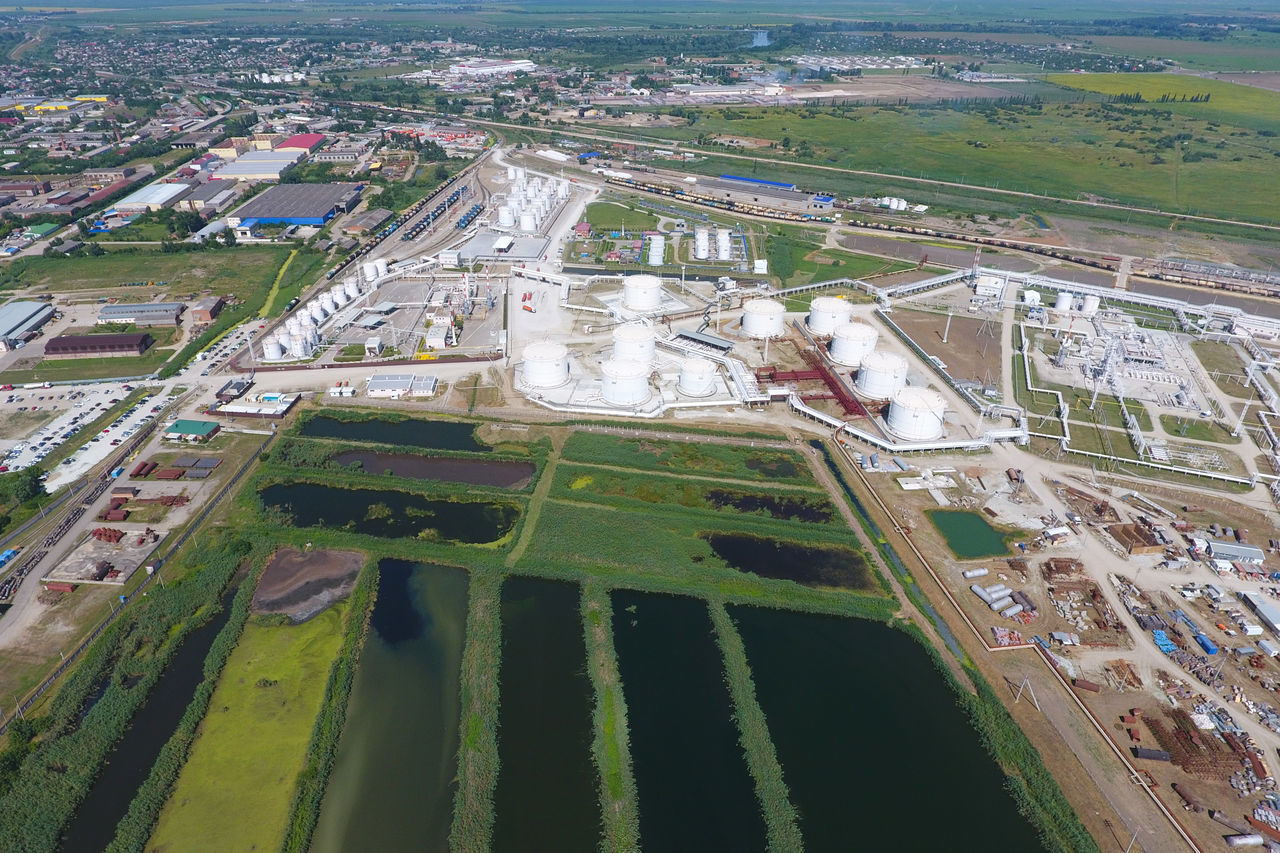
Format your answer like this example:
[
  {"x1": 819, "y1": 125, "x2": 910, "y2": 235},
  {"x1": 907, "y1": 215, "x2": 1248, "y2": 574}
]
[{"x1": 227, "y1": 183, "x2": 363, "y2": 227}]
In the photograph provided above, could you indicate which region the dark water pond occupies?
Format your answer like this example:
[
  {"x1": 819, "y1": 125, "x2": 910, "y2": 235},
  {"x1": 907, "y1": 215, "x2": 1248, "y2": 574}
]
[
  {"x1": 929, "y1": 509, "x2": 1012, "y2": 559},
  {"x1": 333, "y1": 450, "x2": 535, "y2": 489},
  {"x1": 312, "y1": 560, "x2": 469, "y2": 853},
  {"x1": 611, "y1": 591, "x2": 765, "y2": 852},
  {"x1": 493, "y1": 578, "x2": 599, "y2": 852},
  {"x1": 258, "y1": 482, "x2": 519, "y2": 544},
  {"x1": 731, "y1": 605, "x2": 1044, "y2": 851},
  {"x1": 299, "y1": 415, "x2": 490, "y2": 452},
  {"x1": 705, "y1": 532, "x2": 876, "y2": 590},
  {"x1": 706, "y1": 488, "x2": 832, "y2": 523},
  {"x1": 59, "y1": 586, "x2": 238, "y2": 852}
]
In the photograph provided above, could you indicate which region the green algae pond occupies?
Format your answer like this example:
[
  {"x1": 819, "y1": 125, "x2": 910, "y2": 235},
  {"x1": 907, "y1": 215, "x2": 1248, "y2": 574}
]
[
  {"x1": 299, "y1": 415, "x2": 491, "y2": 452},
  {"x1": 312, "y1": 561, "x2": 468, "y2": 853},
  {"x1": 928, "y1": 509, "x2": 1014, "y2": 559}
]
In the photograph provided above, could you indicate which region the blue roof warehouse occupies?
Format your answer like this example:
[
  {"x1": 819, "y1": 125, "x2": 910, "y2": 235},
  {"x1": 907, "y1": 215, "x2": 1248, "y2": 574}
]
[{"x1": 226, "y1": 182, "x2": 363, "y2": 227}]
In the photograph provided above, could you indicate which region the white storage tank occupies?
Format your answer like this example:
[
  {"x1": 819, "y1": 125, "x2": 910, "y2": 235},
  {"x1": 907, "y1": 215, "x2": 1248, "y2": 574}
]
[
  {"x1": 1081, "y1": 294, "x2": 1101, "y2": 316},
  {"x1": 374, "y1": 258, "x2": 389, "y2": 278},
  {"x1": 647, "y1": 235, "x2": 665, "y2": 267},
  {"x1": 601, "y1": 358, "x2": 651, "y2": 406},
  {"x1": 344, "y1": 277, "x2": 360, "y2": 300},
  {"x1": 829, "y1": 322, "x2": 878, "y2": 367},
  {"x1": 693, "y1": 228, "x2": 710, "y2": 260},
  {"x1": 305, "y1": 325, "x2": 320, "y2": 345},
  {"x1": 310, "y1": 302, "x2": 328, "y2": 322},
  {"x1": 716, "y1": 228, "x2": 732, "y2": 260},
  {"x1": 321, "y1": 293, "x2": 337, "y2": 314},
  {"x1": 362, "y1": 261, "x2": 378, "y2": 281},
  {"x1": 678, "y1": 357, "x2": 718, "y2": 397},
  {"x1": 298, "y1": 312, "x2": 316, "y2": 329},
  {"x1": 506, "y1": 166, "x2": 518, "y2": 181},
  {"x1": 286, "y1": 333, "x2": 307, "y2": 359},
  {"x1": 855, "y1": 350, "x2": 909, "y2": 399},
  {"x1": 285, "y1": 316, "x2": 302, "y2": 335},
  {"x1": 1054, "y1": 291, "x2": 1074, "y2": 312},
  {"x1": 262, "y1": 337, "x2": 285, "y2": 361},
  {"x1": 521, "y1": 341, "x2": 570, "y2": 388},
  {"x1": 556, "y1": 180, "x2": 570, "y2": 199},
  {"x1": 519, "y1": 212, "x2": 536, "y2": 232},
  {"x1": 885, "y1": 387, "x2": 946, "y2": 441},
  {"x1": 498, "y1": 205, "x2": 515, "y2": 228},
  {"x1": 623, "y1": 274, "x2": 663, "y2": 312},
  {"x1": 515, "y1": 166, "x2": 527, "y2": 183},
  {"x1": 612, "y1": 323, "x2": 656, "y2": 364},
  {"x1": 806, "y1": 296, "x2": 854, "y2": 336},
  {"x1": 741, "y1": 298, "x2": 785, "y2": 338},
  {"x1": 332, "y1": 287, "x2": 350, "y2": 307}
]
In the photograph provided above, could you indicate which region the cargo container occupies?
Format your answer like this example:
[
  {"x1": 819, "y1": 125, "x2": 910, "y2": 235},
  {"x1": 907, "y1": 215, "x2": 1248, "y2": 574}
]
[
  {"x1": 1132, "y1": 747, "x2": 1170, "y2": 761},
  {"x1": 110, "y1": 466, "x2": 124, "y2": 479},
  {"x1": 1072, "y1": 678, "x2": 1101, "y2": 693}
]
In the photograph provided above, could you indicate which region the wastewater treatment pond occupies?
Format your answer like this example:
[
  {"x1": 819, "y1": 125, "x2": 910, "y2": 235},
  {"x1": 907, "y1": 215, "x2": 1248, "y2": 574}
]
[
  {"x1": 929, "y1": 509, "x2": 1013, "y2": 559},
  {"x1": 703, "y1": 532, "x2": 878, "y2": 590},
  {"x1": 299, "y1": 415, "x2": 491, "y2": 453},
  {"x1": 332, "y1": 450, "x2": 535, "y2": 489},
  {"x1": 257, "y1": 482, "x2": 519, "y2": 543}
]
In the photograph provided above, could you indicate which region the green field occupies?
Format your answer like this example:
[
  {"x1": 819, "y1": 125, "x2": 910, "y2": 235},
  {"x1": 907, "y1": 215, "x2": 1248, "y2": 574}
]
[
  {"x1": 1159, "y1": 413, "x2": 1241, "y2": 445},
  {"x1": 561, "y1": 432, "x2": 814, "y2": 484},
  {"x1": 582, "y1": 201, "x2": 660, "y2": 234},
  {"x1": 148, "y1": 604, "x2": 349, "y2": 853},
  {"x1": 0, "y1": 348, "x2": 175, "y2": 384},
  {"x1": 1088, "y1": 32, "x2": 1280, "y2": 72},
  {"x1": 1048, "y1": 73, "x2": 1280, "y2": 134}
]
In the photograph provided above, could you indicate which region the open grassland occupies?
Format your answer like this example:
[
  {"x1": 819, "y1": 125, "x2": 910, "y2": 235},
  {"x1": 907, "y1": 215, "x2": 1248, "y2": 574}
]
[
  {"x1": 147, "y1": 605, "x2": 349, "y2": 853},
  {"x1": 1048, "y1": 73, "x2": 1280, "y2": 134},
  {"x1": 0, "y1": 246, "x2": 295, "y2": 297},
  {"x1": 0, "y1": 348, "x2": 174, "y2": 384},
  {"x1": 583, "y1": 201, "x2": 660, "y2": 233},
  {"x1": 607, "y1": 98, "x2": 1280, "y2": 222}
]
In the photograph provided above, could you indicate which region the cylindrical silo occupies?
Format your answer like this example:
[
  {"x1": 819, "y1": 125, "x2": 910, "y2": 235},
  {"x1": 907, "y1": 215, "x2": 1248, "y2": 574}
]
[
  {"x1": 601, "y1": 358, "x2": 650, "y2": 406},
  {"x1": 285, "y1": 316, "x2": 302, "y2": 335},
  {"x1": 309, "y1": 302, "x2": 327, "y2": 322},
  {"x1": 1081, "y1": 294, "x2": 1101, "y2": 316},
  {"x1": 806, "y1": 296, "x2": 854, "y2": 336},
  {"x1": 321, "y1": 293, "x2": 337, "y2": 314},
  {"x1": 362, "y1": 261, "x2": 378, "y2": 281},
  {"x1": 612, "y1": 323, "x2": 656, "y2": 364},
  {"x1": 855, "y1": 350, "x2": 909, "y2": 399},
  {"x1": 716, "y1": 228, "x2": 732, "y2": 260},
  {"x1": 623, "y1": 274, "x2": 663, "y2": 312},
  {"x1": 556, "y1": 180, "x2": 569, "y2": 199},
  {"x1": 263, "y1": 337, "x2": 285, "y2": 360},
  {"x1": 741, "y1": 298, "x2": 785, "y2": 338},
  {"x1": 678, "y1": 357, "x2": 718, "y2": 397},
  {"x1": 885, "y1": 387, "x2": 946, "y2": 441},
  {"x1": 298, "y1": 312, "x2": 316, "y2": 329},
  {"x1": 829, "y1": 322, "x2": 878, "y2": 367},
  {"x1": 647, "y1": 235, "x2": 665, "y2": 266},
  {"x1": 345, "y1": 278, "x2": 360, "y2": 300},
  {"x1": 374, "y1": 258, "x2": 389, "y2": 278},
  {"x1": 305, "y1": 326, "x2": 319, "y2": 345},
  {"x1": 498, "y1": 205, "x2": 515, "y2": 228},
  {"x1": 332, "y1": 287, "x2": 350, "y2": 307},
  {"x1": 519, "y1": 212, "x2": 536, "y2": 232},
  {"x1": 1054, "y1": 291, "x2": 1074, "y2": 312},
  {"x1": 694, "y1": 228, "x2": 710, "y2": 260},
  {"x1": 521, "y1": 341, "x2": 570, "y2": 388}
]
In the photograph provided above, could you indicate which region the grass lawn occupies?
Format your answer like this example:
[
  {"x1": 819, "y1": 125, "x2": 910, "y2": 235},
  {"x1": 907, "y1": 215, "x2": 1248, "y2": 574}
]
[
  {"x1": 148, "y1": 603, "x2": 349, "y2": 853},
  {"x1": 1159, "y1": 413, "x2": 1241, "y2": 445},
  {"x1": 0, "y1": 349, "x2": 174, "y2": 384},
  {"x1": 583, "y1": 201, "x2": 659, "y2": 234}
]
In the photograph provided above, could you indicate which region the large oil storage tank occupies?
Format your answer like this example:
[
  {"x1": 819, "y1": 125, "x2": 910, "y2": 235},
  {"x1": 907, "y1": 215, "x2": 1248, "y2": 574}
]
[
  {"x1": 285, "y1": 316, "x2": 302, "y2": 335},
  {"x1": 309, "y1": 302, "x2": 327, "y2": 323},
  {"x1": 601, "y1": 358, "x2": 651, "y2": 406},
  {"x1": 855, "y1": 350, "x2": 909, "y2": 399},
  {"x1": 515, "y1": 166, "x2": 527, "y2": 183},
  {"x1": 344, "y1": 277, "x2": 360, "y2": 300},
  {"x1": 262, "y1": 337, "x2": 285, "y2": 361},
  {"x1": 498, "y1": 205, "x2": 515, "y2": 228},
  {"x1": 1054, "y1": 291, "x2": 1074, "y2": 312},
  {"x1": 519, "y1": 212, "x2": 536, "y2": 232},
  {"x1": 522, "y1": 341, "x2": 570, "y2": 388},
  {"x1": 647, "y1": 235, "x2": 665, "y2": 267},
  {"x1": 612, "y1": 323, "x2": 656, "y2": 364},
  {"x1": 886, "y1": 387, "x2": 947, "y2": 442},
  {"x1": 623, "y1": 274, "x2": 663, "y2": 312},
  {"x1": 741, "y1": 298, "x2": 785, "y2": 338},
  {"x1": 556, "y1": 180, "x2": 570, "y2": 200},
  {"x1": 287, "y1": 333, "x2": 308, "y2": 359},
  {"x1": 506, "y1": 166, "x2": 518, "y2": 181},
  {"x1": 829, "y1": 322, "x2": 878, "y2": 367},
  {"x1": 693, "y1": 228, "x2": 710, "y2": 260},
  {"x1": 1081, "y1": 294, "x2": 1101, "y2": 316},
  {"x1": 332, "y1": 287, "x2": 350, "y2": 308},
  {"x1": 374, "y1": 258, "x2": 389, "y2": 278},
  {"x1": 678, "y1": 357, "x2": 718, "y2": 397},
  {"x1": 361, "y1": 261, "x2": 378, "y2": 281},
  {"x1": 806, "y1": 296, "x2": 854, "y2": 336},
  {"x1": 320, "y1": 293, "x2": 337, "y2": 314},
  {"x1": 716, "y1": 228, "x2": 732, "y2": 261}
]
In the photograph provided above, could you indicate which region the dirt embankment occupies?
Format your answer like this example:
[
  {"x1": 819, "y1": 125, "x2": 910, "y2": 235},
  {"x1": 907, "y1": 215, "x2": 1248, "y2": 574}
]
[{"x1": 252, "y1": 548, "x2": 365, "y2": 623}]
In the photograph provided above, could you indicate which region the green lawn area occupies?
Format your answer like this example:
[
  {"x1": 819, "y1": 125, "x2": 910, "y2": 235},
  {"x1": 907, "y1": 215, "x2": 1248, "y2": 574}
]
[
  {"x1": 0, "y1": 349, "x2": 175, "y2": 384},
  {"x1": 1159, "y1": 413, "x2": 1241, "y2": 445},
  {"x1": 148, "y1": 604, "x2": 349, "y2": 853},
  {"x1": 582, "y1": 201, "x2": 659, "y2": 234}
]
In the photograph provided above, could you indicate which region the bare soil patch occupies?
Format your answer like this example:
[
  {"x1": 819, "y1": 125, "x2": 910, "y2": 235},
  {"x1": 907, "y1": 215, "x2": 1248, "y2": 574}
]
[
  {"x1": 252, "y1": 548, "x2": 364, "y2": 622},
  {"x1": 885, "y1": 308, "x2": 996, "y2": 384}
]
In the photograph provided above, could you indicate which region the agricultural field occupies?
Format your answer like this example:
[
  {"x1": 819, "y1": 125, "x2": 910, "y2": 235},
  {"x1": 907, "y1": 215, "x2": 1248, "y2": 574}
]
[
  {"x1": 1087, "y1": 32, "x2": 1280, "y2": 72},
  {"x1": 1048, "y1": 73, "x2": 1280, "y2": 134}
]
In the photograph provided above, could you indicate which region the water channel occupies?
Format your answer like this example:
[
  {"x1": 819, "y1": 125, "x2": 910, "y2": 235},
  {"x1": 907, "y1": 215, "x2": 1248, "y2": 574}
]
[{"x1": 312, "y1": 560, "x2": 469, "y2": 853}]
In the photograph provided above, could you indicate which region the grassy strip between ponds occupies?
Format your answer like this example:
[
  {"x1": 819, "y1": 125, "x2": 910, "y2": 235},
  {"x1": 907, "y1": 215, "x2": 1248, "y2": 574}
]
[
  {"x1": 581, "y1": 581, "x2": 641, "y2": 852},
  {"x1": 143, "y1": 601, "x2": 351, "y2": 852},
  {"x1": 0, "y1": 531, "x2": 255, "y2": 852},
  {"x1": 278, "y1": 559, "x2": 377, "y2": 853},
  {"x1": 708, "y1": 601, "x2": 802, "y2": 852},
  {"x1": 104, "y1": 558, "x2": 265, "y2": 853},
  {"x1": 448, "y1": 570, "x2": 501, "y2": 853}
]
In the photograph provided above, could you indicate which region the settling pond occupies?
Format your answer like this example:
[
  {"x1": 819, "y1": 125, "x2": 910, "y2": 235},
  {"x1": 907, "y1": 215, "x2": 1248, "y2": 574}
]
[
  {"x1": 332, "y1": 450, "x2": 535, "y2": 489},
  {"x1": 313, "y1": 560, "x2": 468, "y2": 853},
  {"x1": 299, "y1": 416, "x2": 490, "y2": 453},
  {"x1": 929, "y1": 509, "x2": 1012, "y2": 559},
  {"x1": 258, "y1": 482, "x2": 519, "y2": 544},
  {"x1": 705, "y1": 532, "x2": 877, "y2": 590}
]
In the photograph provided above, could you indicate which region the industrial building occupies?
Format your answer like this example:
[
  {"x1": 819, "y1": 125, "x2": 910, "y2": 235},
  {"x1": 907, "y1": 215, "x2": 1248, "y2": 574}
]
[
  {"x1": 209, "y1": 149, "x2": 303, "y2": 182},
  {"x1": 342, "y1": 207, "x2": 392, "y2": 235},
  {"x1": 179, "y1": 181, "x2": 238, "y2": 214},
  {"x1": 276, "y1": 133, "x2": 325, "y2": 153},
  {"x1": 97, "y1": 302, "x2": 185, "y2": 327},
  {"x1": 45, "y1": 333, "x2": 154, "y2": 358},
  {"x1": 227, "y1": 183, "x2": 363, "y2": 227},
  {"x1": 163, "y1": 419, "x2": 221, "y2": 442},
  {"x1": 1208, "y1": 540, "x2": 1266, "y2": 564},
  {"x1": 190, "y1": 297, "x2": 224, "y2": 324},
  {"x1": 449, "y1": 58, "x2": 537, "y2": 76},
  {"x1": 366, "y1": 373, "x2": 439, "y2": 399},
  {"x1": 0, "y1": 300, "x2": 54, "y2": 349},
  {"x1": 114, "y1": 182, "x2": 193, "y2": 214}
]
